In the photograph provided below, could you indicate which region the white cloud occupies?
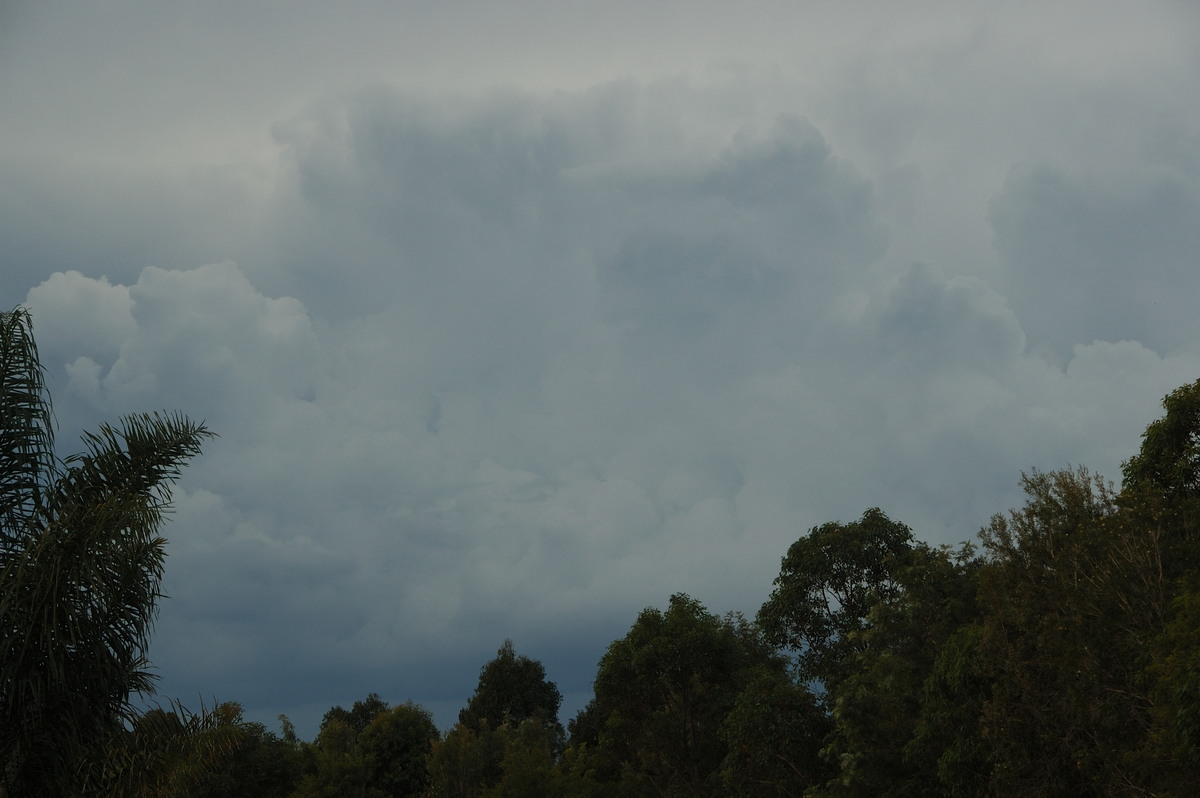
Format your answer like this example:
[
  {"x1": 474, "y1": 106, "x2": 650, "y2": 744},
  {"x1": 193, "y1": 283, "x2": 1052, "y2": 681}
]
[
  {"x1": 28, "y1": 262, "x2": 319, "y2": 421},
  {"x1": 24, "y1": 270, "x2": 135, "y2": 359}
]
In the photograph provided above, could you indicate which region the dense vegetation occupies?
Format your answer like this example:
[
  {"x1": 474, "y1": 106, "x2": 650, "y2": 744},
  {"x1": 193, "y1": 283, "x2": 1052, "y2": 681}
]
[{"x1": 4, "y1": 304, "x2": 1200, "y2": 795}]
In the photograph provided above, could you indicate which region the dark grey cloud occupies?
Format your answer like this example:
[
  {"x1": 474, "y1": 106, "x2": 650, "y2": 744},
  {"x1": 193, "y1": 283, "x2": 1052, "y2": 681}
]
[
  {"x1": 990, "y1": 156, "x2": 1200, "y2": 359},
  {"x1": 5, "y1": 1, "x2": 1200, "y2": 737},
  {"x1": 875, "y1": 262, "x2": 1025, "y2": 372}
]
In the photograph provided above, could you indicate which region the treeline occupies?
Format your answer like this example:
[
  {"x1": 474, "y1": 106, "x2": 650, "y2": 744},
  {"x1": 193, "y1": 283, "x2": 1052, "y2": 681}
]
[
  {"x1": 3, "y1": 303, "x2": 1200, "y2": 795},
  {"x1": 111, "y1": 380, "x2": 1200, "y2": 796}
]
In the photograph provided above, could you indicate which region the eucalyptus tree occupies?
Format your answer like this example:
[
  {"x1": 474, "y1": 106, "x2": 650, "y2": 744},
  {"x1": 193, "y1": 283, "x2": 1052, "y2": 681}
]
[
  {"x1": 0, "y1": 307, "x2": 214, "y2": 795},
  {"x1": 757, "y1": 507, "x2": 918, "y2": 689},
  {"x1": 425, "y1": 641, "x2": 564, "y2": 797},
  {"x1": 460, "y1": 640, "x2": 563, "y2": 736},
  {"x1": 298, "y1": 696, "x2": 438, "y2": 798},
  {"x1": 570, "y1": 593, "x2": 817, "y2": 797},
  {"x1": 1120, "y1": 378, "x2": 1200, "y2": 791}
]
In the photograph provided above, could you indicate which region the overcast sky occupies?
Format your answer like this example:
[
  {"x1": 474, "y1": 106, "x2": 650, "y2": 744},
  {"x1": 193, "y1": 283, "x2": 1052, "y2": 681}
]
[{"x1": 3, "y1": 0, "x2": 1199, "y2": 737}]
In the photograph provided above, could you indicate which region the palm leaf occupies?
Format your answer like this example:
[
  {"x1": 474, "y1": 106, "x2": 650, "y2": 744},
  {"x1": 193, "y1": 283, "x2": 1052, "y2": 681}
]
[
  {"x1": 0, "y1": 308, "x2": 56, "y2": 550},
  {"x1": 77, "y1": 700, "x2": 245, "y2": 798},
  {"x1": 0, "y1": 307, "x2": 215, "y2": 795}
]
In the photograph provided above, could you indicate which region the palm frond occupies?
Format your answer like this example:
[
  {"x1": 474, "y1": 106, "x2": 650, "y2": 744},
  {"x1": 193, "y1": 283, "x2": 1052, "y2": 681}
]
[
  {"x1": 0, "y1": 308, "x2": 56, "y2": 549},
  {"x1": 0, "y1": 308, "x2": 215, "y2": 794},
  {"x1": 77, "y1": 699, "x2": 246, "y2": 798}
]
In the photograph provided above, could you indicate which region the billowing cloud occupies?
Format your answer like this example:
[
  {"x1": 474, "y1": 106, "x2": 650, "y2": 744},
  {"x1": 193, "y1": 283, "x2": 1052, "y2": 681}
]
[
  {"x1": 873, "y1": 262, "x2": 1025, "y2": 372},
  {"x1": 4, "y1": 0, "x2": 1200, "y2": 737},
  {"x1": 990, "y1": 157, "x2": 1200, "y2": 360}
]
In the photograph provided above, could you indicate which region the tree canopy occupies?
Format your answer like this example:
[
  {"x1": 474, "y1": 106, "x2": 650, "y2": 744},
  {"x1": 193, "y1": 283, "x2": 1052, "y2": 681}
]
[{"x1": 459, "y1": 640, "x2": 563, "y2": 734}]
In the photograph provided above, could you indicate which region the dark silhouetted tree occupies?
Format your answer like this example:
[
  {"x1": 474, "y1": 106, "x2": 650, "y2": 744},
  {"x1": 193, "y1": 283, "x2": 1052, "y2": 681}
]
[
  {"x1": 459, "y1": 640, "x2": 563, "y2": 736},
  {"x1": 757, "y1": 507, "x2": 917, "y2": 689},
  {"x1": 0, "y1": 307, "x2": 214, "y2": 796}
]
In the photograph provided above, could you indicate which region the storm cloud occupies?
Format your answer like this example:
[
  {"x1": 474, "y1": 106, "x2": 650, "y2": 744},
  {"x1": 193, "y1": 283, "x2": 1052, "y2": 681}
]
[{"x1": 3, "y1": 0, "x2": 1199, "y2": 735}]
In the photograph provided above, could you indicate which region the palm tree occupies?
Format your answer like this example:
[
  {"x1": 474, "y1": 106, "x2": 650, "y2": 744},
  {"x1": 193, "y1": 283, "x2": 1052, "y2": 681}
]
[{"x1": 0, "y1": 307, "x2": 214, "y2": 795}]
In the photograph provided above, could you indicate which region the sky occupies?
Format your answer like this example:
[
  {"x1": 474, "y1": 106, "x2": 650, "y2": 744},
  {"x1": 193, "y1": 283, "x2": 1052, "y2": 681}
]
[{"x1": 3, "y1": 0, "x2": 1199, "y2": 737}]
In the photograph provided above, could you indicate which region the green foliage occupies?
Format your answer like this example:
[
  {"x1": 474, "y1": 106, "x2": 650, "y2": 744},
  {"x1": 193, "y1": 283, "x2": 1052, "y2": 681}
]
[
  {"x1": 574, "y1": 593, "x2": 819, "y2": 798},
  {"x1": 0, "y1": 307, "x2": 214, "y2": 795},
  {"x1": 186, "y1": 713, "x2": 305, "y2": 798},
  {"x1": 77, "y1": 700, "x2": 245, "y2": 798},
  {"x1": 753, "y1": 505, "x2": 982, "y2": 798},
  {"x1": 1122, "y1": 379, "x2": 1200, "y2": 794},
  {"x1": 323, "y1": 692, "x2": 391, "y2": 736},
  {"x1": 459, "y1": 640, "x2": 563, "y2": 739},
  {"x1": 975, "y1": 467, "x2": 1166, "y2": 795},
  {"x1": 360, "y1": 702, "x2": 439, "y2": 797},
  {"x1": 1123, "y1": 378, "x2": 1200, "y2": 500},
  {"x1": 1122, "y1": 378, "x2": 1200, "y2": 579},
  {"x1": 1143, "y1": 586, "x2": 1200, "y2": 795},
  {"x1": 298, "y1": 695, "x2": 437, "y2": 798},
  {"x1": 488, "y1": 718, "x2": 568, "y2": 798},
  {"x1": 426, "y1": 716, "x2": 579, "y2": 798},
  {"x1": 817, "y1": 543, "x2": 980, "y2": 797},
  {"x1": 550, "y1": 743, "x2": 619, "y2": 798},
  {"x1": 293, "y1": 718, "x2": 371, "y2": 798},
  {"x1": 425, "y1": 642, "x2": 563, "y2": 797},
  {"x1": 425, "y1": 722, "x2": 506, "y2": 798},
  {"x1": 0, "y1": 308, "x2": 56, "y2": 547},
  {"x1": 906, "y1": 623, "x2": 991, "y2": 796},
  {"x1": 757, "y1": 508, "x2": 917, "y2": 688},
  {"x1": 718, "y1": 667, "x2": 831, "y2": 796}
]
